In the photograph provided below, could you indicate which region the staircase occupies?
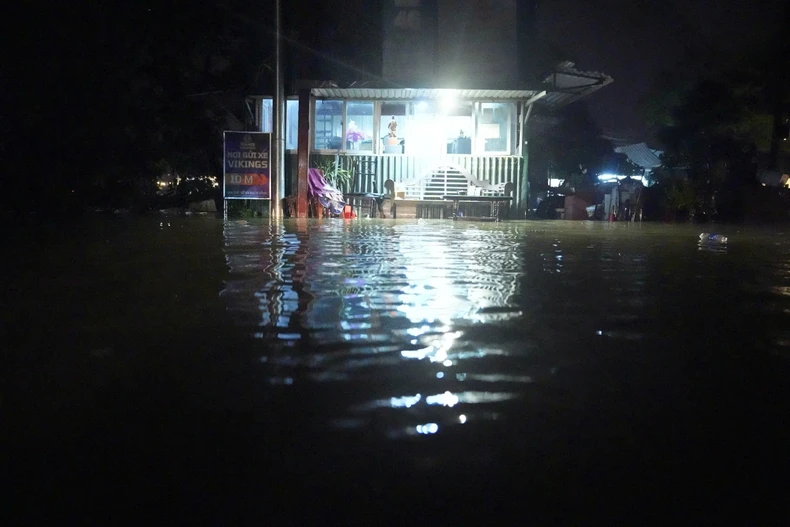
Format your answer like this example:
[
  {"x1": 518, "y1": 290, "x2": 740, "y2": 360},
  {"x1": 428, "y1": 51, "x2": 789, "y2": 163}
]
[
  {"x1": 422, "y1": 165, "x2": 470, "y2": 199},
  {"x1": 399, "y1": 164, "x2": 512, "y2": 200}
]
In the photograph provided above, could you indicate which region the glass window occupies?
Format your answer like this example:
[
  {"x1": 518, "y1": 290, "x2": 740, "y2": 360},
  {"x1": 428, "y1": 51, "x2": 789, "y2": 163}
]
[
  {"x1": 285, "y1": 100, "x2": 299, "y2": 150},
  {"x1": 261, "y1": 99, "x2": 298, "y2": 149},
  {"x1": 261, "y1": 99, "x2": 273, "y2": 133},
  {"x1": 443, "y1": 102, "x2": 473, "y2": 154},
  {"x1": 314, "y1": 100, "x2": 343, "y2": 150},
  {"x1": 380, "y1": 102, "x2": 407, "y2": 154},
  {"x1": 477, "y1": 102, "x2": 513, "y2": 153},
  {"x1": 345, "y1": 101, "x2": 374, "y2": 152}
]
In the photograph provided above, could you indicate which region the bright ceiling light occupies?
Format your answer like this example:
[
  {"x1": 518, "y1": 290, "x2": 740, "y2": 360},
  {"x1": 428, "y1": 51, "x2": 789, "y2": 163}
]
[{"x1": 439, "y1": 89, "x2": 457, "y2": 111}]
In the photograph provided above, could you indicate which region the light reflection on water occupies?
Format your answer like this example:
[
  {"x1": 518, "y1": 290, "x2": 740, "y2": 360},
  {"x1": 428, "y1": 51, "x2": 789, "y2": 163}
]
[
  {"x1": 221, "y1": 220, "x2": 528, "y2": 435},
  {"x1": 219, "y1": 219, "x2": 790, "y2": 438}
]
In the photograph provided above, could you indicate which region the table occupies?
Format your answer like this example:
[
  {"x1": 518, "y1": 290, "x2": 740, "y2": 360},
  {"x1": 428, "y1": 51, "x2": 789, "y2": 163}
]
[
  {"x1": 344, "y1": 192, "x2": 388, "y2": 218},
  {"x1": 441, "y1": 195, "x2": 513, "y2": 221}
]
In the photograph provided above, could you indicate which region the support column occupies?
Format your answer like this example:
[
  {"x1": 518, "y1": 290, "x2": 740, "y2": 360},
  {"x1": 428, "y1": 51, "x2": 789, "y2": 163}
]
[
  {"x1": 271, "y1": 0, "x2": 285, "y2": 219},
  {"x1": 519, "y1": 102, "x2": 533, "y2": 218},
  {"x1": 517, "y1": 92, "x2": 543, "y2": 219},
  {"x1": 296, "y1": 88, "x2": 310, "y2": 218}
]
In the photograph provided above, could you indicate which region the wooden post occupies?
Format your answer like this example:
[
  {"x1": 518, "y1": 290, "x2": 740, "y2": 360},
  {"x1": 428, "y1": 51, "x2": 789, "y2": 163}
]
[{"x1": 296, "y1": 88, "x2": 310, "y2": 218}]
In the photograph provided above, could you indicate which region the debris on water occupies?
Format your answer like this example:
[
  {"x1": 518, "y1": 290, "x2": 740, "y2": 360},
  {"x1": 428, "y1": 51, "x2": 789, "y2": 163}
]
[
  {"x1": 699, "y1": 233, "x2": 728, "y2": 244},
  {"x1": 698, "y1": 233, "x2": 729, "y2": 253}
]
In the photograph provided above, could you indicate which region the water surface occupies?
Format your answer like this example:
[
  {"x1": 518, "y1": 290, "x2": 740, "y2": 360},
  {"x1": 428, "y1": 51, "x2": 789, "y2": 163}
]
[{"x1": 5, "y1": 217, "x2": 790, "y2": 523}]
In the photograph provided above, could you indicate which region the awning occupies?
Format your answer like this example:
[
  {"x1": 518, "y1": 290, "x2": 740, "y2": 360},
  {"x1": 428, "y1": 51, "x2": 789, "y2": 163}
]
[{"x1": 614, "y1": 142, "x2": 662, "y2": 169}]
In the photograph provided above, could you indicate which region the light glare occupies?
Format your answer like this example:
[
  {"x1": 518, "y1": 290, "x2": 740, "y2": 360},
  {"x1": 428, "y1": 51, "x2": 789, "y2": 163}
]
[{"x1": 426, "y1": 391, "x2": 459, "y2": 407}]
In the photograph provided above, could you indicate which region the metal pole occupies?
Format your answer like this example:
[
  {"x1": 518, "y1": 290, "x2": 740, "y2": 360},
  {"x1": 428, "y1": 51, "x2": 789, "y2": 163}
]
[{"x1": 272, "y1": 0, "x2": 286, "y2": 219}]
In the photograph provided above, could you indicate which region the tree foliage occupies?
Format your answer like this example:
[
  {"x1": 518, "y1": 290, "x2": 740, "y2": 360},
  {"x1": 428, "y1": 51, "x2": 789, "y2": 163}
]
[
  {"x1": 641, "y1": 47, "x2": 790, "y2": 220},
  {"x1": 7, "y1": 1, "x2": 277, "y2": 210},
  {"x1": 530, "y1": 102, "x2": 617, "y2": 190}
]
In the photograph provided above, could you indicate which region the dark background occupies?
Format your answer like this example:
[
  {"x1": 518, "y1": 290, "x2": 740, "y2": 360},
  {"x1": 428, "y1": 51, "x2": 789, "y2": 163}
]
[
  {"x1": 538, "y1": 0, "x2": 788, "y2": 142},
  {"x1": 2, "y1": 0, "x2": 788, "y2": 210}
]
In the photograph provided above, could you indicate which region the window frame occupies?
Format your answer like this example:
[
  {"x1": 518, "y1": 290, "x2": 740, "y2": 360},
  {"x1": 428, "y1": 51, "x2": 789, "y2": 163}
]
[
  {"x1": 312, "y1": 99, "x2": 346, "y2": 152},
  {"x1": 474, "y1": 101, "x2": 515, "y2": 156},
  {"x1": 258, "y1": 96, "x2": 301, "y2": 151},
  {"x1": 305, "y1": 97, "x2": 517, "y2": 156},
  {"x1": 344, "y1": 100, "x2": 377, "y2": 153}
]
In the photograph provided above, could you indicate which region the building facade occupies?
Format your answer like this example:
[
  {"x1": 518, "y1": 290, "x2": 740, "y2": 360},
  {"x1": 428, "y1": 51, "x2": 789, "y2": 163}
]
[{"x1": 251, "y1": 0, "x2": 612, "y2": 216}]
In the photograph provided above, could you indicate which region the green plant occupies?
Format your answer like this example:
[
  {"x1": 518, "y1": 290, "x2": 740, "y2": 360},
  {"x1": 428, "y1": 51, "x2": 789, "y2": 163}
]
[{"x1": 313, "y1": 158, "x2": 353, "y2": 190}]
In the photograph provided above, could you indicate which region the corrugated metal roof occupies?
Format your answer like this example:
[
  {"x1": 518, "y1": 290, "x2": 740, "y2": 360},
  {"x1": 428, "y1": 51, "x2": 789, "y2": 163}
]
[
  {"x1": 310, "y1": 87, "x2": 545, "y2": 101},
  {"x1": 614, "y1": 142, "x2": 663, "y2": 169},
  {"x1": 309, "y1": 86, "x2": 610, "y2": 110}
]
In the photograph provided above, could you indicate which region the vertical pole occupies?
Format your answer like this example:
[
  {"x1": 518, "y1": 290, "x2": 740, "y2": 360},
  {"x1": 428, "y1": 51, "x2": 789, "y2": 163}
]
[
  {"x1": 520, "y1": 102, "x2": 533, "y2": 218},
  {"x1": 272, "y1": 0, "x2": 286, "y2": 219},
  {"x1": 296, "y1": 88, "x2": 310, "y2": 217}
]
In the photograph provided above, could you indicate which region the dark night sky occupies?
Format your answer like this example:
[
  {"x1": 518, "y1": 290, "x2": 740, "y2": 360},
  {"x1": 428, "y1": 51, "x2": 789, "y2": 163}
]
[{"x1": 538, "y1": 0, "x2": 787, "y2": 143}]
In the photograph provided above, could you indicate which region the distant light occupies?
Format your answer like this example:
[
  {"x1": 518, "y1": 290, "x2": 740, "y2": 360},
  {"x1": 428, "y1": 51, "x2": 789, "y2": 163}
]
[
  {"x1": 548, "y1": 178, "x2": 564, "y2": 188},
  {"x1": 598, "y1": 173, "x2": 646, "y2": 183},
  {"x1": 443, "y1": 359, "x2": 453, "y2": 367},
  {"x1": 436, "y1": 372, "x2": 444, "y2": 379},
  {"x1": 458, "y1": 414, "x2": 467, "y2": 424},
  {"x1": 426, "y1": 391, "x2": 459, "y2": 407},
  {"x1": 416, "y1": 423, "x2": 439, "y2": 435},
  {"x1": 390, "y1": 394, "x2": 421, "y2": 408}
]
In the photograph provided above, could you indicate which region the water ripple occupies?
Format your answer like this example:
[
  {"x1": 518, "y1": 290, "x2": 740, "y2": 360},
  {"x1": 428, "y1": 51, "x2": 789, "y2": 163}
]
[{"x1": 218, "y1": 219, "x2": 787, "y2": 439}]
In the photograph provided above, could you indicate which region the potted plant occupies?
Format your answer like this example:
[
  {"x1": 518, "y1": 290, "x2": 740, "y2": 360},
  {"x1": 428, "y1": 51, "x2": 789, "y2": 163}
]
[{"x1": 313, "y1": 157, "x2": 353, "y2": 191}]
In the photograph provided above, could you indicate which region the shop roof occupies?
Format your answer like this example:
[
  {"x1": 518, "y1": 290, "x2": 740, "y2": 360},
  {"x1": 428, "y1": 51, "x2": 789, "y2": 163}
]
[{"x1": 309, "y1": 87, "x2": 545, "y2": 101}]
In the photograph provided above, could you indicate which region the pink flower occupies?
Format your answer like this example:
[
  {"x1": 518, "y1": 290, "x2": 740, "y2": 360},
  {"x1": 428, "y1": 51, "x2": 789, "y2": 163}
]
[{"x1": 346, "y1": 129, "x2": 364, "y2": 142}]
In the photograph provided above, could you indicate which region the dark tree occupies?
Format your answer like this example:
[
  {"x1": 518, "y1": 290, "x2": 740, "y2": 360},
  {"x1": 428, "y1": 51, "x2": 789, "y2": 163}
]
[
  {"x1": 530, "y1": 102, "x2": 615, "y2": 190},
  {"x1": 6, "y1": 1, "x2": 279, "y2": 212}
]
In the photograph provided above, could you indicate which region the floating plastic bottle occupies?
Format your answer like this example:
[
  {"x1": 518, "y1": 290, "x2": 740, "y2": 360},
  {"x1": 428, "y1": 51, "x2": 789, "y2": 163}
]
[{"x1": 699, "y1": 233, "x2": 728, "y2": 244}]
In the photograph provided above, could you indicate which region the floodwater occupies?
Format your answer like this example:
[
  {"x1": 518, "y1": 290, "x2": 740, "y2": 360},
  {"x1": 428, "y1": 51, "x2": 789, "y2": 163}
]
[{"x1": 4, "y1": 216, "x2": 790, "y2": 524}]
